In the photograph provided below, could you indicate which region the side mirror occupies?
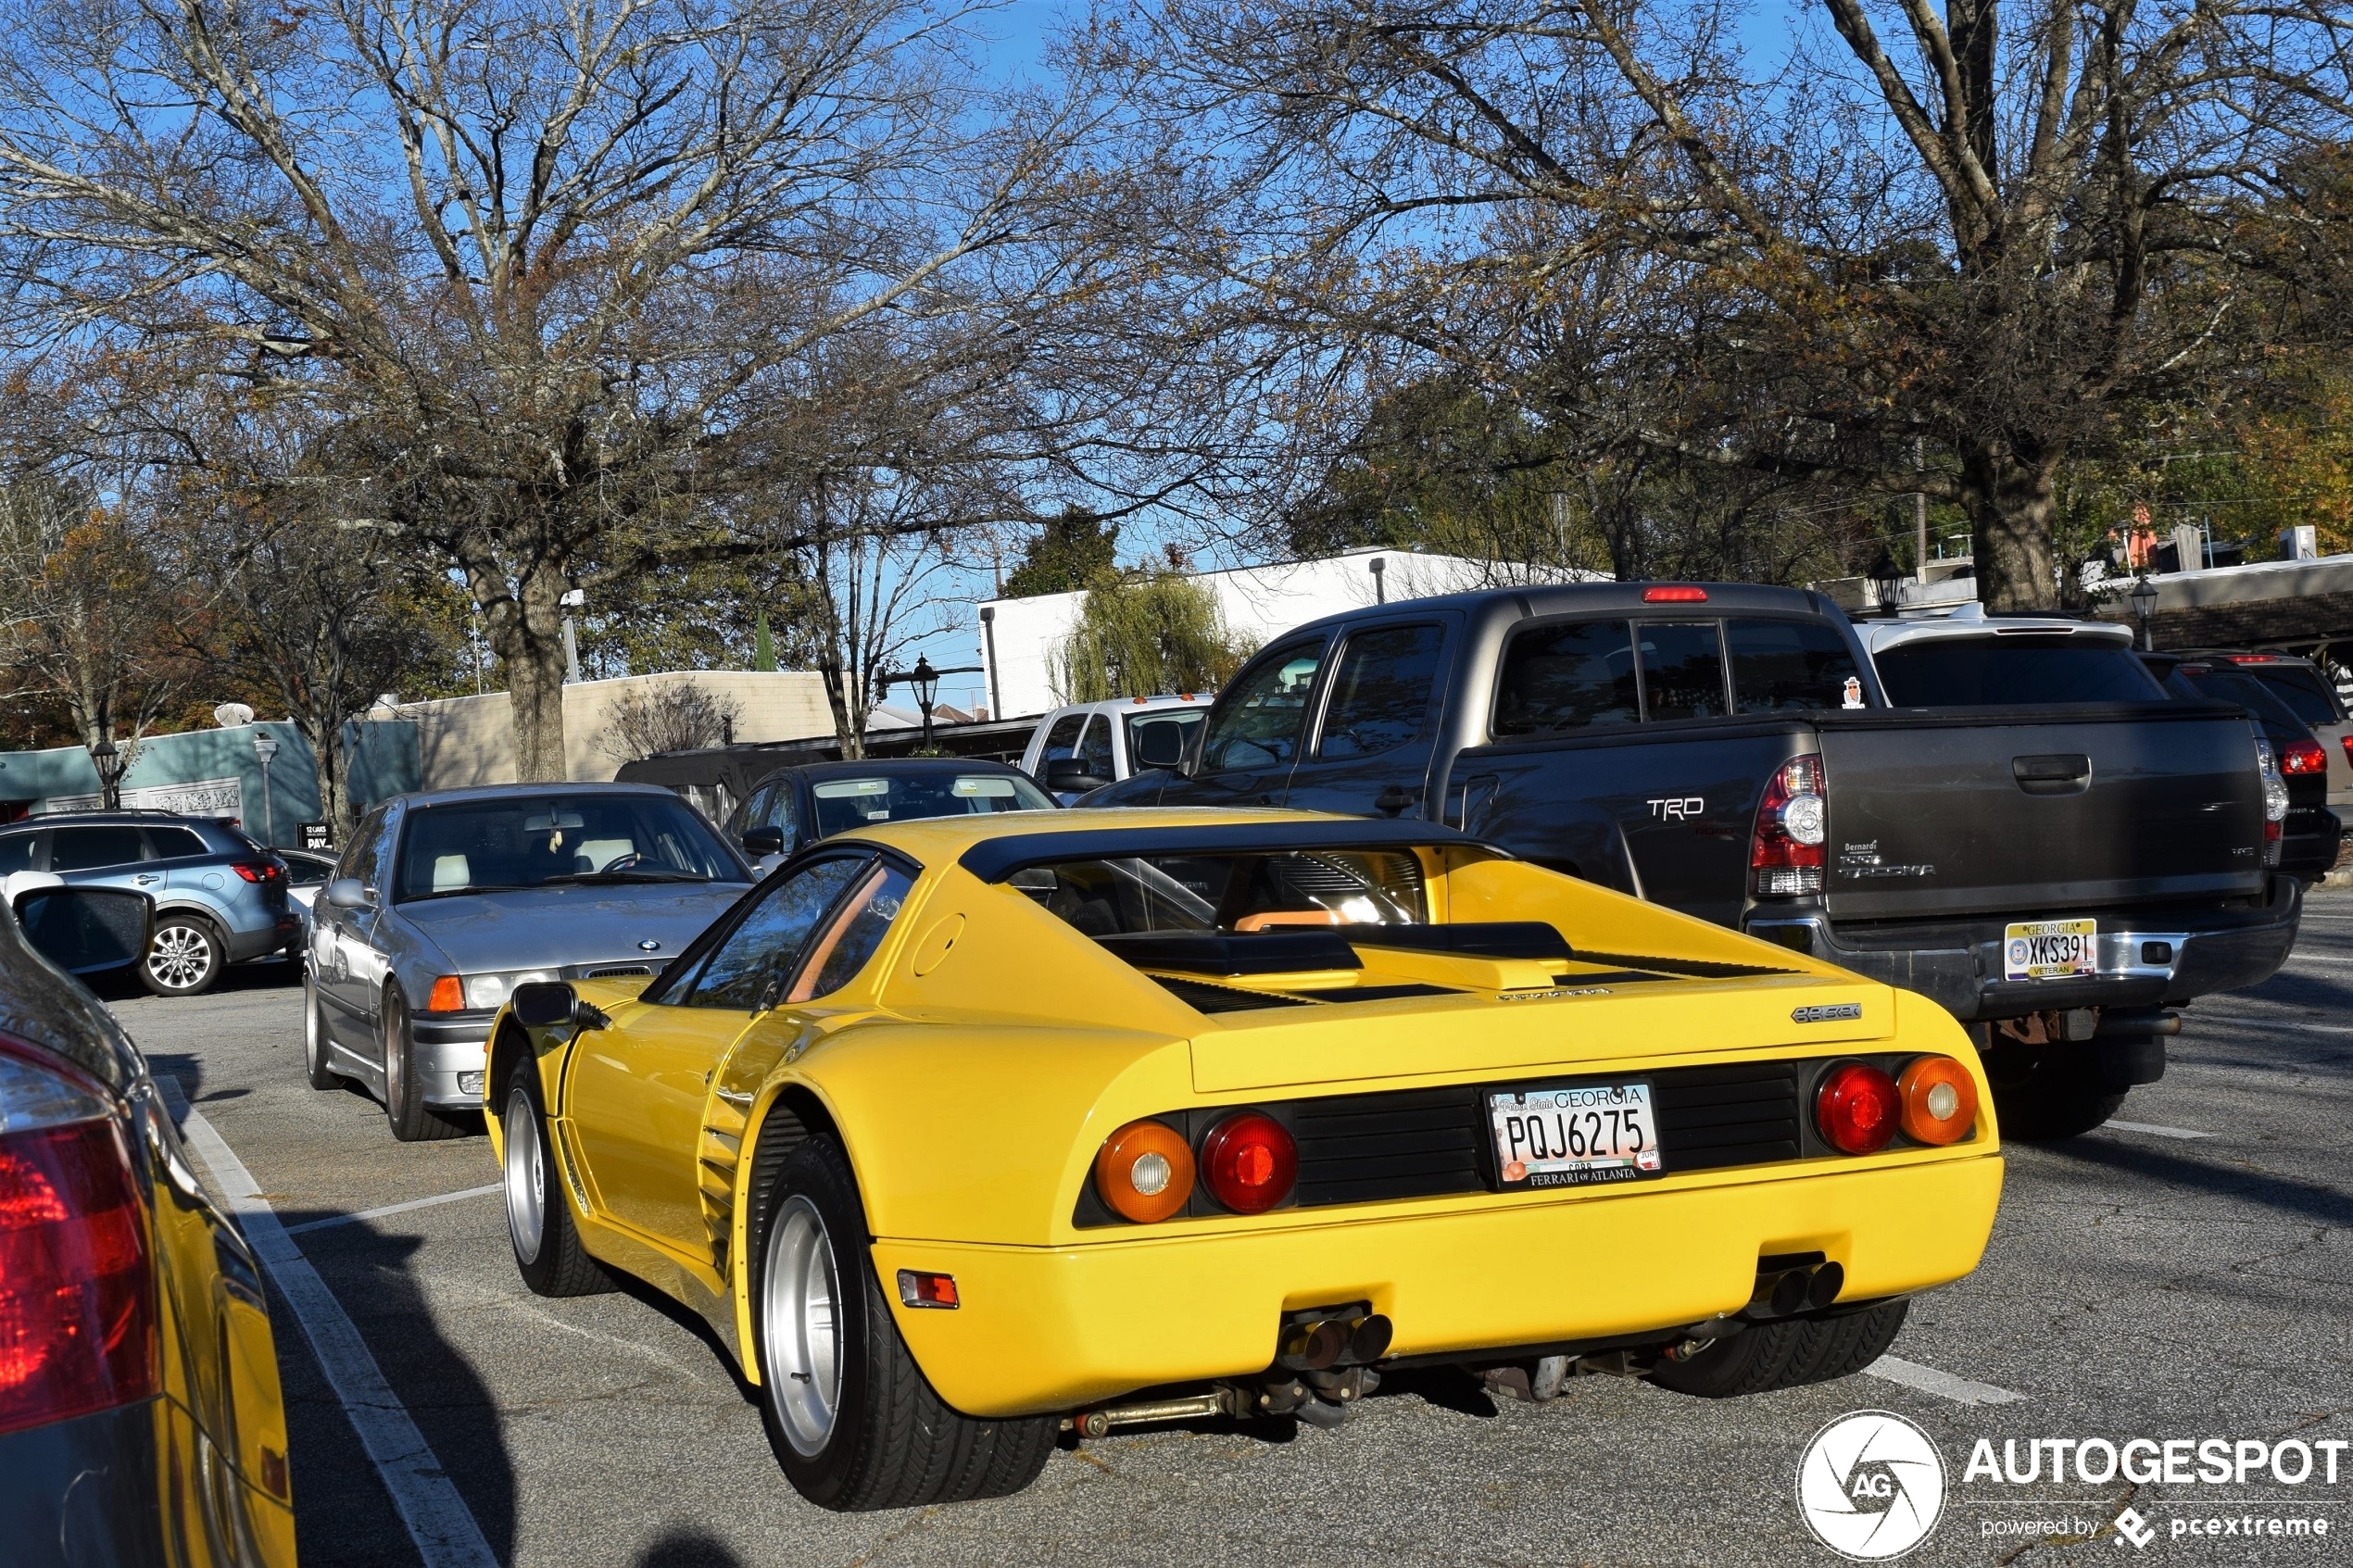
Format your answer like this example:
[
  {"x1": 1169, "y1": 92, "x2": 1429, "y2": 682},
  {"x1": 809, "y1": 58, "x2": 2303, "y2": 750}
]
[
  {"x1": 1132, "y1": 722, "x2": 1187, "y2": 770},
  {"x1": 741, "y1": 825, "x2": 786, "y2": 857},
  {"x1": 13, "y1": 884, "x2": 154, "y2": 976},
  {"x1": 325, "y1": 878, "x2": 373, "y2": 909},
  {"x1": 510, "y1": 981, "x2": 582, "y2": 1030},
  {"x1": 1044, "y1": 757, "x2": 1111, "y2": 794}
]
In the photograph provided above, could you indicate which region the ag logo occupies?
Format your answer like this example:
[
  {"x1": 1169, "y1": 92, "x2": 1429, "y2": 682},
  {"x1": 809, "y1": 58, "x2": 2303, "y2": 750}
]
[{"x1": 1796, "y1": 1410, "x2": 1945, "y2": 1560}]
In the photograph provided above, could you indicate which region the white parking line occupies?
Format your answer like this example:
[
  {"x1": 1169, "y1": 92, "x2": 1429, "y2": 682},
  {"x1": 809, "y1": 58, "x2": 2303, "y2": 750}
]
[
  {"x1": 1864, "y1": 1355, "x2": 2026, "y2": 1406},
  {"x1": 160, "y1": 1080, "x2": 497, "y2": 1568},
  {"x1": 2103, "y1": 1120, "x2": 2214, "y2": 1141},
  {"x1": 285, "y1": 1184, "x2": 503, "y2": 1236}
]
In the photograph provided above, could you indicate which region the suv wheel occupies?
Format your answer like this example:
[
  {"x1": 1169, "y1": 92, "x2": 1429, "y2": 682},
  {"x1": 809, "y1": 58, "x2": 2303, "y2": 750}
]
[
  {"x1": 141, "y1": 915, "x2": 225, "y2": 997},
  {"x1": 382, "y1": 990, "x2": 470, "y2": 1142}
]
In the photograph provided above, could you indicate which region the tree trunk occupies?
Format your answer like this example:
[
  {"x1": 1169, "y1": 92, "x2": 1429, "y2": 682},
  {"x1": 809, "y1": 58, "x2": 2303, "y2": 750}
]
[
  {"x1": 483, "y1": 569, "x2": 573, "y2": 781},
  {"x1": 821, "y1": 664, "x2": 866, "y2": 760},
  {"x1": 1958, "y1": 436, "x2": 2063, "y2": 611}
]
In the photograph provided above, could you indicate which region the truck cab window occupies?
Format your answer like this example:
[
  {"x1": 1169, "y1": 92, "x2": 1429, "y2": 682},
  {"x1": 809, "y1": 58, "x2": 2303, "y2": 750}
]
[
  {"x1": 1200, "y1": 642, "x2": 1324, "y2": 771},
  {"x1": 1076, "y1": 716, "x2": 1114, "y2": 779},
  {"x1": 1039, "y1": 713, "x2": 1087, "y2": 763},
  {"x1": 1494, "y1": 621, "x2": 1638, "y2": 734},
  {"x1": 1317, "y1": 624, "x2": 1445, "y2": 759},
  {"x1": 1637, "y1": 622, "x2": 1729, "y2": 721},
  {"x1": 1728, "y1": 619, "x2": 1866, "y2": 712}
]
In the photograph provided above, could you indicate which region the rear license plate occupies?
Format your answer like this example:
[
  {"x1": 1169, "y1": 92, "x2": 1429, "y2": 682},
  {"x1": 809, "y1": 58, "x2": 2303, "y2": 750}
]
[
  {"x1": 2004, "y1": 919, "x2": 2097, "y2": 981},
  {"x1": 1488, "y1": 1083, "x2": 1662, "y2": 1190}
]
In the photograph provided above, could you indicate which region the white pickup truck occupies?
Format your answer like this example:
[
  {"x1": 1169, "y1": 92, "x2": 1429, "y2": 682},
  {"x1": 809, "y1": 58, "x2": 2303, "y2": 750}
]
[{"x1": 1020, "y1": 694, "x2": 1212, "y2": 802}]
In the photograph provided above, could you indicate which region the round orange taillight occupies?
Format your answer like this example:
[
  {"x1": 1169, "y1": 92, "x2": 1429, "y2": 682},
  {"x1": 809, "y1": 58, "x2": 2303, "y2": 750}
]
[
  {"x1": 1897, "y1": 1055, "x2": 1980, "y2": 1146},
  {"x1": 1200, "y1": 1111, "x2": 1298, "y2": 1214},
  {"x1": 1093, "y1": 1119, "x2": 1195, "y2": 1223}
]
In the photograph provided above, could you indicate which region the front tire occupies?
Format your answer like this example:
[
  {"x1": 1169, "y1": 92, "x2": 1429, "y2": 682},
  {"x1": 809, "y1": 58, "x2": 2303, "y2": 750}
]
[
  {"x1": 754, "y1": 1136, "x2": 1054, "y2": 1511},
  {"x1": 500, "y1": 1060, "x2": 610, "y2": 1298},
  {"x1": 141, "y1": 915, "x2": 225, "y2": 997},
  {"x1": 303, "y1": 975, "x2": 341, "y2": 1089},
  {"x1": 383, "y1": 990, "x2": 468, "y2": 1142}
]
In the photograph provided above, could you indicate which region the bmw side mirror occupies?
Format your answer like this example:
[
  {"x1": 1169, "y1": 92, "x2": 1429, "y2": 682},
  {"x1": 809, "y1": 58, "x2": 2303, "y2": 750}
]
[
  {"x1": 741, "y1": 825, "x2": 786, "y2": 857},
  {"x1": 1133, "y1": 722, "x2": 1187, "y2": 771},
  {"x1": 325, "y1": 878, "x2": 373, "y2": 909},
  {"x1": 13, "y1": 884, "x2": 154, "y2": 975}
]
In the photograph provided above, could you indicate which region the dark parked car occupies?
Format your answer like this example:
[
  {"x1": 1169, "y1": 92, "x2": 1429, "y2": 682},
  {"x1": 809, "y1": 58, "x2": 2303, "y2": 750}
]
[
  {"x1": 0, "y1": 879, "x2": 295, "y2": 1565},
  {"x1": 2168, "y1": 648, "x2": 2353, "y2": 816},
  {"x1": 724, "y1": 758, "x2": 1058, "y2": 871},
  {"x1": 2146, "y1": 653, "x2": 2342, "y2": 884},
  {"x1": 1090, "y1": 584, "x2": 2296, "y2": 1140},
  {"x1": 0, "y1": 811, "x2": 298, "y2": 997}
]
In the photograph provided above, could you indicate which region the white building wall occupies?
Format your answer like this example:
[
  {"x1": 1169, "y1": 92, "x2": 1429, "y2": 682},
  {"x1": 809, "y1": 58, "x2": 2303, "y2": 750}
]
[{"x1": 976, "y1": 547, "x2": 1597, "y2": 720}]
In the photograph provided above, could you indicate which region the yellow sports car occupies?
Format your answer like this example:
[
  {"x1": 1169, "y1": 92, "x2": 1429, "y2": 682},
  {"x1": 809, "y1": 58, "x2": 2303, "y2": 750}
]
[{"x1": 482, "y1": 810, "x2": 2001, "y2": 1511}]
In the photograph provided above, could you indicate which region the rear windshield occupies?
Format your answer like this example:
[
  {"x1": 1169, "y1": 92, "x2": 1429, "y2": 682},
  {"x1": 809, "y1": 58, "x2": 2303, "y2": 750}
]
[
  {"x1": 809, "y1": 772, "x2": 1055, "y2": 839},
  {"x1": 2171, "y1": 666, "x2": 2311, "y2": 732},
  {"x1": 2245, "y1": 666, "x2": 2344, "y2": 726},
  {"x1": 1012, "y1": 849, "x2": 1427, "y2": 937},
  {"x1": 395, "y1": 795, "x2": 744, "y2": 901},
  {"x1": 1875, "y1": 636, "x2": 2165, "y2": 707}
]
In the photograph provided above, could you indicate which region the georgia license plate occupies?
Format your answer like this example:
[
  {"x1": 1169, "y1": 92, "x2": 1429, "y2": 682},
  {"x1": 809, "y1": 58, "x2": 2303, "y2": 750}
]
[
  {"x1": 1489, "y1": 1082, "x2": 1662, "y2": 1190},
  {"x1": 2005, "y1": 918, "x2": 2097, "y2": 981}
]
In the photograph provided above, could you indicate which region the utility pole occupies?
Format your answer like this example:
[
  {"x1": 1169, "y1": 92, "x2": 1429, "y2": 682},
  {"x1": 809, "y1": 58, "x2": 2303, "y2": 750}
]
[{"x1": 1912, "y1": 438, "x2": 1928, "y2": 585}]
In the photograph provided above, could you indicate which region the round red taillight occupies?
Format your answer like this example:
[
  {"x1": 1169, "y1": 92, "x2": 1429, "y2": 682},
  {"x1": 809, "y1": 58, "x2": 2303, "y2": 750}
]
[
  {"x1": 1816, "y1": 1062, "x2": 1900, "y2": 1155},
  {"x1": 1200, "y1": 1112, "x2": 1297, "y2": 1214}
]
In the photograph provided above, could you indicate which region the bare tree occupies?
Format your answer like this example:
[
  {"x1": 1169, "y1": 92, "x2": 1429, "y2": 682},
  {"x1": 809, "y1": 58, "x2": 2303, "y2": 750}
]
[
  {"x1": 0, "y1": 0, "x2": 1096, "y2": 774},
  {"x1": 1101, "y1": 0, "x2": 2353, "y2": 606},
  {"x1": 597, "y1": 681, "x2": 746, "y2": 765}
]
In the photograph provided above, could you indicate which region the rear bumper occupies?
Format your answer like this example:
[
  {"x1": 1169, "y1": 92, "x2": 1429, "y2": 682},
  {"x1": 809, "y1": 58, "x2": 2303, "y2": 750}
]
[
  {"x1": 2282, "y1": 807, "x2": 2342, "y2": 882},
  {"x1": 1749, "y1": 876, "x2": 2303, "y2": 1022},
  {"x1": 226, "y1": 915, "x2": 301, "y2": 962},
  {"x1": 0, "y1": 1395, "x2": 294, "y2": 1568},
  {"x1": 872, "y1": 1149, "x2": 2003, "y2": 1418}
]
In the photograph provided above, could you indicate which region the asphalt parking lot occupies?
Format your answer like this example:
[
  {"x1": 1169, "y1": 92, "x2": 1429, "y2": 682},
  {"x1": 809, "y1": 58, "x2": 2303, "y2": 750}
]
[{"x1": 107, "y1": 894, "x2": 2353, "y2": 1568}]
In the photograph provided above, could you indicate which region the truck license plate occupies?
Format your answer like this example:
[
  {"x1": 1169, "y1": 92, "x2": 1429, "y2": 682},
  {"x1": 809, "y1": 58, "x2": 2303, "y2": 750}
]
[
  {"x1": 2004, "y1": 919, "x2": 2097, "y2": 981},
  {"x1": 1489, "y1": 1082, "x2": 1662, "y2": 1190}
]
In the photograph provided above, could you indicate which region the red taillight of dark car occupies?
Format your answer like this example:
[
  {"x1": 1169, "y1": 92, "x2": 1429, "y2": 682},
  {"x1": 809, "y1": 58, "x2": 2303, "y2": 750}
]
[
  {"x1": 1751, "y1": 754, "x2": 1828, "y2": 897},
  {"x1": 0, "y1": 1038, "x2": 156, "y2": 1437},
  {"x1": 2282, "y1": 739, "x2": 2328, "y2": 776}
]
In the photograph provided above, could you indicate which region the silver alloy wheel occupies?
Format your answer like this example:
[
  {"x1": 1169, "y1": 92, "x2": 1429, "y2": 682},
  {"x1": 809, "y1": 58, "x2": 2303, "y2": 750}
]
[
  {"x1": 503, "y1": 1085, "x2": 546, "y2": 1266},
  {"x1": 305, "y1": 983, "x2": 325, "y2": 1071},
  {"x1": 384, "y1": 998, "x2": 406, "y2": 1110},
  {"x1": 147, "y1": 922, "x2": 212, "y2": 990},
  {"x1": 762, "y1": 1196, "x2": 842, "y2": 1456}
]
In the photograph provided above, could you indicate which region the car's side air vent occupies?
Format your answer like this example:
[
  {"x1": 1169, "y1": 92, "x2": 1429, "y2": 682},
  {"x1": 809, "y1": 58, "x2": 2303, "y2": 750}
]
[{"x1": 1151, "y1": 976, "x2": 1313, "y2": 1013}]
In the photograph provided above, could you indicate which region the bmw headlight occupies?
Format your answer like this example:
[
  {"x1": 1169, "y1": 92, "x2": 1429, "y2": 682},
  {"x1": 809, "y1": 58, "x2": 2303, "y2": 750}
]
[{"x1": 463, "y1": 970, "x2": 560, "y2": 1010}]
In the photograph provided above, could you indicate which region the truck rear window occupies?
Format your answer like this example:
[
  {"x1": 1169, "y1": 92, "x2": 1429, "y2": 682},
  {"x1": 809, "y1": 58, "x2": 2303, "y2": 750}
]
[
  {"x1": 1876, "y1": 636, "x2": 2166, "y2": 706},
  {"x1": 1496, "y1": 617, "x2": 1864, "y2": 734}
]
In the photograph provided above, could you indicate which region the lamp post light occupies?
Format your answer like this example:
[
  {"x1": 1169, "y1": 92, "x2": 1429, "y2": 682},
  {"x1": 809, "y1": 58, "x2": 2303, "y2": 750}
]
[
  {"x1": 1869, "y1": 553, "x2": 1906, "y2": 617},
  {"x1": 90, "y1": 736, "x2": 125, "y2": 811},
  {"x1": 910, "y1": 656, "x2": 941, "y2": 752},
  {"x1": 252, "y1": 729, "x2": 280, "y2": 847},
  {"x1": 2129, "y1": 574, "x2": 2160, "y2": 651}
]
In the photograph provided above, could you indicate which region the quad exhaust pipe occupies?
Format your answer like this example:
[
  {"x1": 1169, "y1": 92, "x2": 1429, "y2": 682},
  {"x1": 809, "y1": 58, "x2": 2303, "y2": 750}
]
[
  {"x1": 1747, "y1": 1260, "x2": 1843, "y2": 1319},
  {"x1": 1275, "y1": 1311, "x2": 1392, "y2": 1372}
]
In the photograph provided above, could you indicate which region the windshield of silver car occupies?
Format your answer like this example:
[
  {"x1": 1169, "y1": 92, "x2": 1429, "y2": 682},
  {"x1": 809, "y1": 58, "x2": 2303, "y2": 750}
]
[{"x1": 393, "y1": 795, "x2": 745, "y2": 901}]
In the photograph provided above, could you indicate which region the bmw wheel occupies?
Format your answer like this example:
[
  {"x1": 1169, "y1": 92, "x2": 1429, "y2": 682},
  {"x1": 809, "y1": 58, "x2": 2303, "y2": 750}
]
[
  {"x1": 141, "y1": 915, "x2": 224, "y2": 997},
  {"x1": 303, "y1": 974, "x2": 341, "y2": 1089},
  {"x1": 752, "y1": 1134, "x2": 1054, "y2": 1511},
  {"x1": 382, "y1": 990, "x2": 468, "y2": 1142}
]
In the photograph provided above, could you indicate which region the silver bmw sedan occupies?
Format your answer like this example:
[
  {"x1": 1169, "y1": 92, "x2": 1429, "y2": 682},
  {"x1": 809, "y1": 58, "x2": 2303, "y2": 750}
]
[{"x1": 301, "y1": 784, "x2": 756, "y2": 1141}]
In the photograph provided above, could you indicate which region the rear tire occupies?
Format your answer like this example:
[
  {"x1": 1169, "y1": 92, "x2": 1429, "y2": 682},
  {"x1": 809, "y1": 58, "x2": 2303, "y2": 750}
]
[
  {"x1": 500, "y1": 1060, "x2": 612, "y2": 1298},
  {"x1": 754, "y1": 1135, "x2": 1055, "y2": 1511},
  {"x1": 303, "y1": 976, "x2": 341, "y2": 1089},
  {"x1": 1982, "y1": 1041, "x2": 2128, "y2": 1141},
  {"x1": 141, "y1": 914, "x2": 225, "y2": 997},
  {"x1": 1650, "y1": 1301, "x2": 1909, "y2": 1398},
  {"x1": 383, "y1": 990, "x2": 469, "y2": 1142}
]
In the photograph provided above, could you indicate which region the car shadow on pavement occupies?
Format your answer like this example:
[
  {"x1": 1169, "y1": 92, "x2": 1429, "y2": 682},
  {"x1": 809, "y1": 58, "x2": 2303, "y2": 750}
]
[
  {"x1": 635, "y1": 1527, "x2": 749, "y2": 1567},
  {"x1": 267, "y1": 1222, "x2": 521, "y2": 1567},
  {"x1": 2045, "y1": 1137, "x2": 2353, "y2": 1227}
]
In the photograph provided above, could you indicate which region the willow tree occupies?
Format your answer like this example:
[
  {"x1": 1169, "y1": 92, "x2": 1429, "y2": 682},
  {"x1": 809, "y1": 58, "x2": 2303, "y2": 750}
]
[
  {"x1": 0, "y1": 0, "x2": 1090, "y2": 775},
  {"x1": 1053, "y1": 571, "x2": 1255, "y2": 703}
]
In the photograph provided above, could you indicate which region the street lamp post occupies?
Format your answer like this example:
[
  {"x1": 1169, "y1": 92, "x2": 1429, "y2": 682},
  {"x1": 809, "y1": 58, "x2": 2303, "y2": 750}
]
[
  {"x1": 90, "y1": 737, "x2": 125, "y2": 810},
  {"x1": 2129, "y1": 575, "x2": 2160, "y2": 651},
  {"x1": 911, "y1": 656, "x2": 941, "y2": 752},
  {"x1": 1869, "y1": 553, "x2": 1906, "y2": 617},
  {"x1": 252, "y1": 730, "x2": 280, "y2": 847}
]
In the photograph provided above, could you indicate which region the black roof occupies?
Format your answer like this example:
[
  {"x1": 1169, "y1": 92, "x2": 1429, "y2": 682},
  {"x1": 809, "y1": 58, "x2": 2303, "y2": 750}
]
[{"x1": 956, "y1": 817, "x2": 1503, "y2": 882}]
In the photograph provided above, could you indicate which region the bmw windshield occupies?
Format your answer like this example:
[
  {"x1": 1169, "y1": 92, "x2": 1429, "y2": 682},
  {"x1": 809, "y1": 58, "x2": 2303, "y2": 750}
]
[{"x1": 394, "y1": 795, "x2": 747, "y2": 902}]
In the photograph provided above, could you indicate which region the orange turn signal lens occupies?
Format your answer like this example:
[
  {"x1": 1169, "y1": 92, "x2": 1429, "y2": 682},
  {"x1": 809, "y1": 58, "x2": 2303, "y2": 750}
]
[
  {"x1": 425, "y1": 975, "x2": 465, "y2": 1012},
  {"x1": 1898, "y1": 1055, "x2": 1979, "y2": 1145},
  {"x1": 1093, "y1": 1119, "x2": 1195, "y2": 1223}
]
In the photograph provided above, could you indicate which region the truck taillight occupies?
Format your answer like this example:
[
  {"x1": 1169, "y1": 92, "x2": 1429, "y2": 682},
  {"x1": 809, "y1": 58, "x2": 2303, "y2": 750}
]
[
  {"x1": 1752, "y1": 754, "x2": 1827, "y2": 897},
  {"x1": 0, "y1": 1038, "x2": 155, "y2": 1437}
]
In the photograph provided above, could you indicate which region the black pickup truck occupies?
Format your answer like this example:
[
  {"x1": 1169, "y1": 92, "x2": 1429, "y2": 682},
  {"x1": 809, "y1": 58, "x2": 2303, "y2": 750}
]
[{"x1": 1088, "y1": 583, "x2": 2300, "y2": 1138}]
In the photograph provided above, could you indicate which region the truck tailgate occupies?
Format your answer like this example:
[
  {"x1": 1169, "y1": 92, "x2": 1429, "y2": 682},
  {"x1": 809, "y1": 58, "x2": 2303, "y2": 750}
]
[{"x1": 1815, "y1": 705, "x2": 2267, "y2": 922}]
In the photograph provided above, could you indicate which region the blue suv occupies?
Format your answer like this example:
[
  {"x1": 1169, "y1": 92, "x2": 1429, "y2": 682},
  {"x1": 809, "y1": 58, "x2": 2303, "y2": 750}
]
[{"x1": 0, "y1": 811, "x2": 299, "y2": 995}]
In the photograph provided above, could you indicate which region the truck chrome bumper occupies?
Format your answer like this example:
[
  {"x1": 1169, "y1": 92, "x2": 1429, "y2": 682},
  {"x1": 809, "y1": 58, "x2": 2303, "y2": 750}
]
[{"x1": 1748, "y1": 876, "x2": 2302, "y2": 1022}]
